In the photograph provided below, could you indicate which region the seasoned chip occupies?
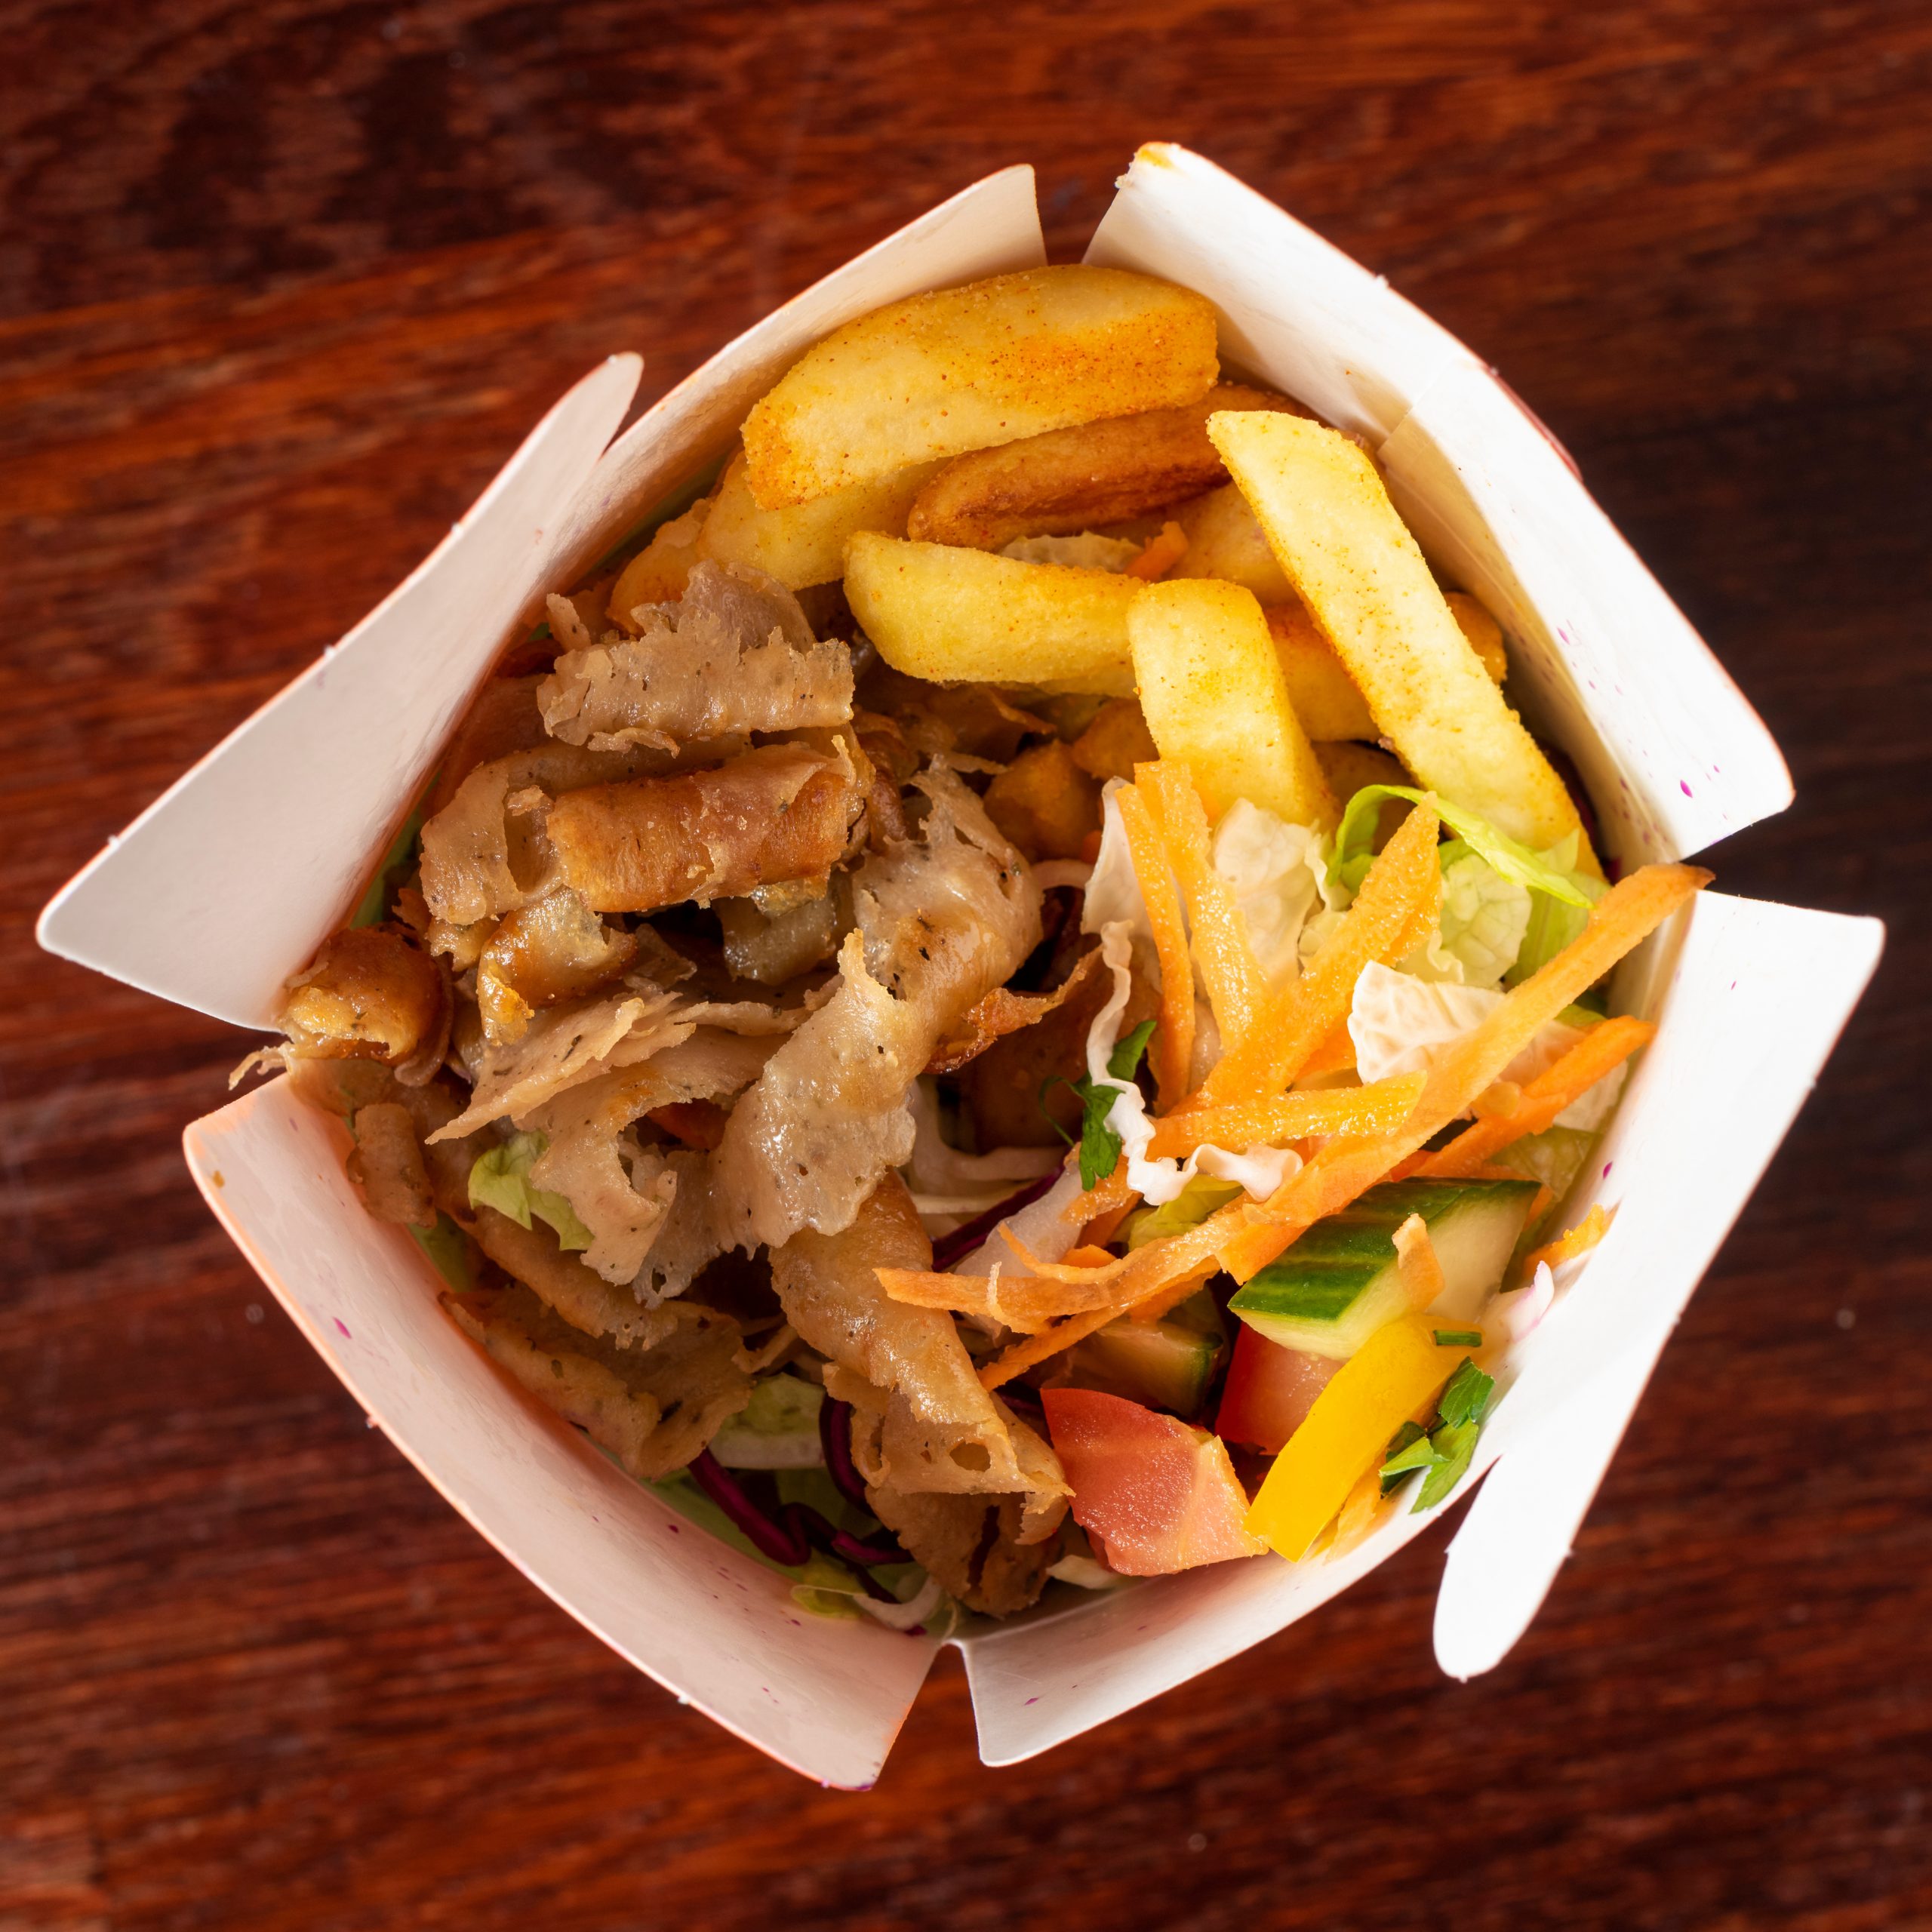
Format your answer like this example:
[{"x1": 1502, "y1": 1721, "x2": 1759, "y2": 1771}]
[
  {"x1": 982, "y1": 739, "x2": 1101, "y2": 861},
  {"x1": 744, "y1": 266, "x2": 1220, "y2": 508},
  {"x1": 1070, "y1": 697, "x2": 1160, "y2": 783},
  {"x1": 1169, "y1": 482, "x2": 1295, "y2": 603},
  {"x1": 697, "y1": 449, "x2": 942, "y2": 589},
  {"x1": 1209, "y1": 411, "x2": 1586, "y2": 854},
  {"x1": 845, "y1": 534, "x2": 1140, "y2": 693},
  {"x1": 1129, "y1": 579, "x2": 1337, "y2": 827}
]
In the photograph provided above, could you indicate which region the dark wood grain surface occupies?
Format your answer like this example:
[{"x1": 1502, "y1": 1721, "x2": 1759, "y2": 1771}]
[{"x1": 5, "y1": 5, "x2": 1929, "y2": 1927}]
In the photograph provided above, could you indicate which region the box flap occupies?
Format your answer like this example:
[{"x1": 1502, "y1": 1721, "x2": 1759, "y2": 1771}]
[
  {"x1": 36, "y1": 355, "x2": 643, "y2": 1029},
  {"x1": 184, "y1": 1079, "x2": 942, "y2": 1790}
]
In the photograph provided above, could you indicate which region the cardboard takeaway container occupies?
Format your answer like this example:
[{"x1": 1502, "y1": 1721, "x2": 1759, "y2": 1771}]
[{"x1": 38, "y1": 145, "x2": 1882, "y2": 1788}]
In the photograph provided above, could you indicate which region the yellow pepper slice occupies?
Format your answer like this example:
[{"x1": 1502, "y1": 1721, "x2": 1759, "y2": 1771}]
[{"x1": 1245, "y1": 1312, "x2": 1467, "y2": 1560}]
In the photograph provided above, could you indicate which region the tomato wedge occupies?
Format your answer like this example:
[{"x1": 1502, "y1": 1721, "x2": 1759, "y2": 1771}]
[
  {"x1": 1042, "y1": 1387, "x2": 1265, "y2": 1575},
  {"x1": 1215, "y1": 1325, "x2": 1338, "y2": 1453}
]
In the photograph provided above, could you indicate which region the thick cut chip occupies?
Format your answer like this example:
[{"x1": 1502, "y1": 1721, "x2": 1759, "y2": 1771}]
[
  {"x1": 982, "y1": 739, "x2": 1101, "y2": 861},
  {"x1": 1130, "y1": 579, "x2": 1337, "y2": 829},
  {"x1": 546, "y1": 741, "x2": 861, "y2": 915},
  {"x1": 905, "y1": 383, "x2": 1300, "y2": 551},
  {"x1": 697, "y1": 449, "x2": 942, "y2": 589},
  {"x1": 1209, "y1": 412, "x2": 1585, "y2": 854},
  {"x1": 743, "y1": 266, "x2": 1220, "y2": 508},
  {"x1": 1170, "y1": 482, "x2": 1296, "y2": 603},
  {"x1": 1264, "y1": 604, "x2": 1377, "y2": 743},
  {"x1": 1314, "y1": 740, "x2": 1411, "y2": 814},
  {"x1": 845, "y1": 534, "x2": 1141, "y2": 694}
]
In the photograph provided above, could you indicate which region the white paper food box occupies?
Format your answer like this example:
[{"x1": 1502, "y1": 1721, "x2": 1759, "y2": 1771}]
[{"x1": 39, "y1": 146, "x2": 1881, "y2": 1787}]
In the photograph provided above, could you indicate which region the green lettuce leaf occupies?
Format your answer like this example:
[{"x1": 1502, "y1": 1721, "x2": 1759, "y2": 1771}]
[
  {"x1": 1331, "y1": 786, "x2": 1595, "y2": 908},
  {"x1": 467, "y1": 1133, "x2": 593, "y2": 1251},
  {"x1": 1125, "y1": 1174, "x2": 1243, "y2": 1249}
]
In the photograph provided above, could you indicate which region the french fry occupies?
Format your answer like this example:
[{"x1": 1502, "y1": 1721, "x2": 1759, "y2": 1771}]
[
  {"x1": 744, "y1": 266, "x2": 1220, "y2": 508},
  {"x1": 696, "y1": 448, "x2": 941, "y2": 590},
  {"x1": 1266, "y1": 602, "x2": 1377, "y2": 741},
  {"x1": 844, "y1": 533, "x2": 1140, "y2": 692},
  {"x1": 1139, "y1": 761, "x2": 1266, "y2": 1048},
  {"x1": 1198, "y1": 798, "x2": 1441, "y2": 1107},
  {"x1": 1070, "y1": 698, "x2": 1159, "y2": 783},
  {"x1": 606, "y1": 502, "x2": 709, "y2": 622},
  {"x1": 1170, "y1": 482, "x2": 1295, "y2": 603},
  {"x1": 1143, "y1": 1071, "x2": 1425, "y2": 1159},
  {"x1": 906, "y1": 383, "x2": 1297, "y2": 550},
  {"x1": 1269, "y1": 599, "x2": 1501, "y2": 745},
  {"x1": 1128, "y1": 579, "x2": 1337, "y2": 829},
  {"x1": 1445, "y1": 591, "x2": 1509, "y2": 682},
  {"x1": 983, "y1": 739, "x2": 1102, "y2": 861},
  {"x1": 1216, "y1": 862, "x2": 1709, "y2": 1281},
  {"x1": 1209, "y1": 411, "x2": 1589, "y2": 857},
  {"x1": 1114, "y1": 782, "x2": 1195, "y2": 1106},
  {"x1": 1422, "y1": 1015, "x2": 1656, "y2": 1177}
]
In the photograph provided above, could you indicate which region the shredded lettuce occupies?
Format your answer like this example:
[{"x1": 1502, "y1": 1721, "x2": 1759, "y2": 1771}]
[
  {"x1": 1437, "y1": 852, "x2": 1533, "y2": 987},
  {"x1": 1124, "y1": 1174, "x2": 1243, "y2": 1248},
  {"x1": 1046, "y1": 1017, "x2": 1158, "y2": 1189},
  {"x1": 1209, "y1": 798, "x2": 1334, "y2": 989},
  {"x1": 709, "y1": 1373, "x2": 826, "y2": 1469},
  {"x1": 467, "y1": 1132, "x2": 594, "y2": 1251},
  {"x1": 1507, "y1": 831, "x2": 1608, "y2": 982},
  {"x1": 1332, "y1": 785, "x2": 1595, "y2": 909},
  {"x1": 410, "y1": 1214, "x2": 472, "y2": 1292}
]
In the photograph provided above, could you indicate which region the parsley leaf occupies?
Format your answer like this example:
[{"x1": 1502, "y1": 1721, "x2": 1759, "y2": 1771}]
[
  {"x1": 1375, "y1": 1358, "x2": 1497, "y2": 1512},
  {"x1": 1414, "y1": 1420, "x2": 1481, "y2": 1510},
  {"x1": 1038, "y1": 1020, "x2": 1159, "y2": 1191},
  {"x1": 1437, "y1": 1357, "x2": 1496, "y2": 1429}
]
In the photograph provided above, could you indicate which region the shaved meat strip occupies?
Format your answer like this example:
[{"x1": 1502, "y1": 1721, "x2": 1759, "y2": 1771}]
[
  {"x1": 539, "y1": 561, "x2": 852, "y2": 752},
  {"x1": 422, "y1": 676, "x2": 548, "y2": 818},
  {"x1": 547, "y1": 742, "x2": 863, "y2": 916},
  {"x1": 444, "y1": 1281, "x2": 749, "y2": 1481},
  {"x1": 429, "y1": 986, "x2": 691, "y2": 1142},
  {"x1": 927, "y1": 945, "x2": 1103, "y2": 1073},
  {"x1": 712, "y1": 768, "x2": 1041, "y2": 1249},
  {"x1": 769, "y1": 1175, "x2": 1066, "y2": 1527},
  {"x1": 475, "y1": 887, "x2": 638, "y2": 1044},
  {"x1": 518, "y1": 1027, "x2": 779, "y2": 1287},
  {"x1": 418, "y1": 741, "x2": 685, "y2": 928},
  {"x1": 281, "y1": 928, "x2": 446, "y2": 1069}
]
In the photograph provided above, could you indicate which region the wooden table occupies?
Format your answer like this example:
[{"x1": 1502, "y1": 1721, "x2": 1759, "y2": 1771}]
[{"x1": 5, "y1": 5, "x2": 1927, "y2": 1925}]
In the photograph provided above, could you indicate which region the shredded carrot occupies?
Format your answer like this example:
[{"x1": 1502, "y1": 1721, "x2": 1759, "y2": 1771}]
[
  {"x1": 1079, "y1": 1198, "x2": 1136, "y2": 1248},
  {"x1": 1392, "y1": 1214, "x2": 1445, "y2": 1311},
  {"x1": 1422, "y1": 1015, "x2": 1657, "y2": 1178},
  {"x1": 1144, "y1": 1071, "x2": 1424, "y2": 1160},
  {"x1": 1139, "y1": 761, "x2": 1266, "y2": 1051},
  {"x1": 1124, "y1": 518, "x2": 1189, "y2": 580},
  {"x1": 1296, "y1": 1017, "x2": 1358, "y2": 1081},
  {"x1": 1521, "y1": 1203, "x2": 1616, "y2": 1277},
  {"x1": 1114, "y1": 783, "x2": 1195, "y2": 1107},
  {"x1": 1214, "y1": 863, "x2": 1710, "y2": 1283},
  {"x1": 1196, "y1": 799, "x2": 1441, "y2": 1108},
  {"x1": 1128, "y1": 1263, "x2": 1218, "y2": 1325}
]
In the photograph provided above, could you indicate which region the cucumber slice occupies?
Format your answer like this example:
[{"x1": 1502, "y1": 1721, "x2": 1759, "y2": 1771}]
[
  {"x1": 1229, "y1": 1177, "x2": 1540, "y2": 1361},
  {"x1": 1069, "y1": 1315, "x2": 1226, "y2": 1417}
]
